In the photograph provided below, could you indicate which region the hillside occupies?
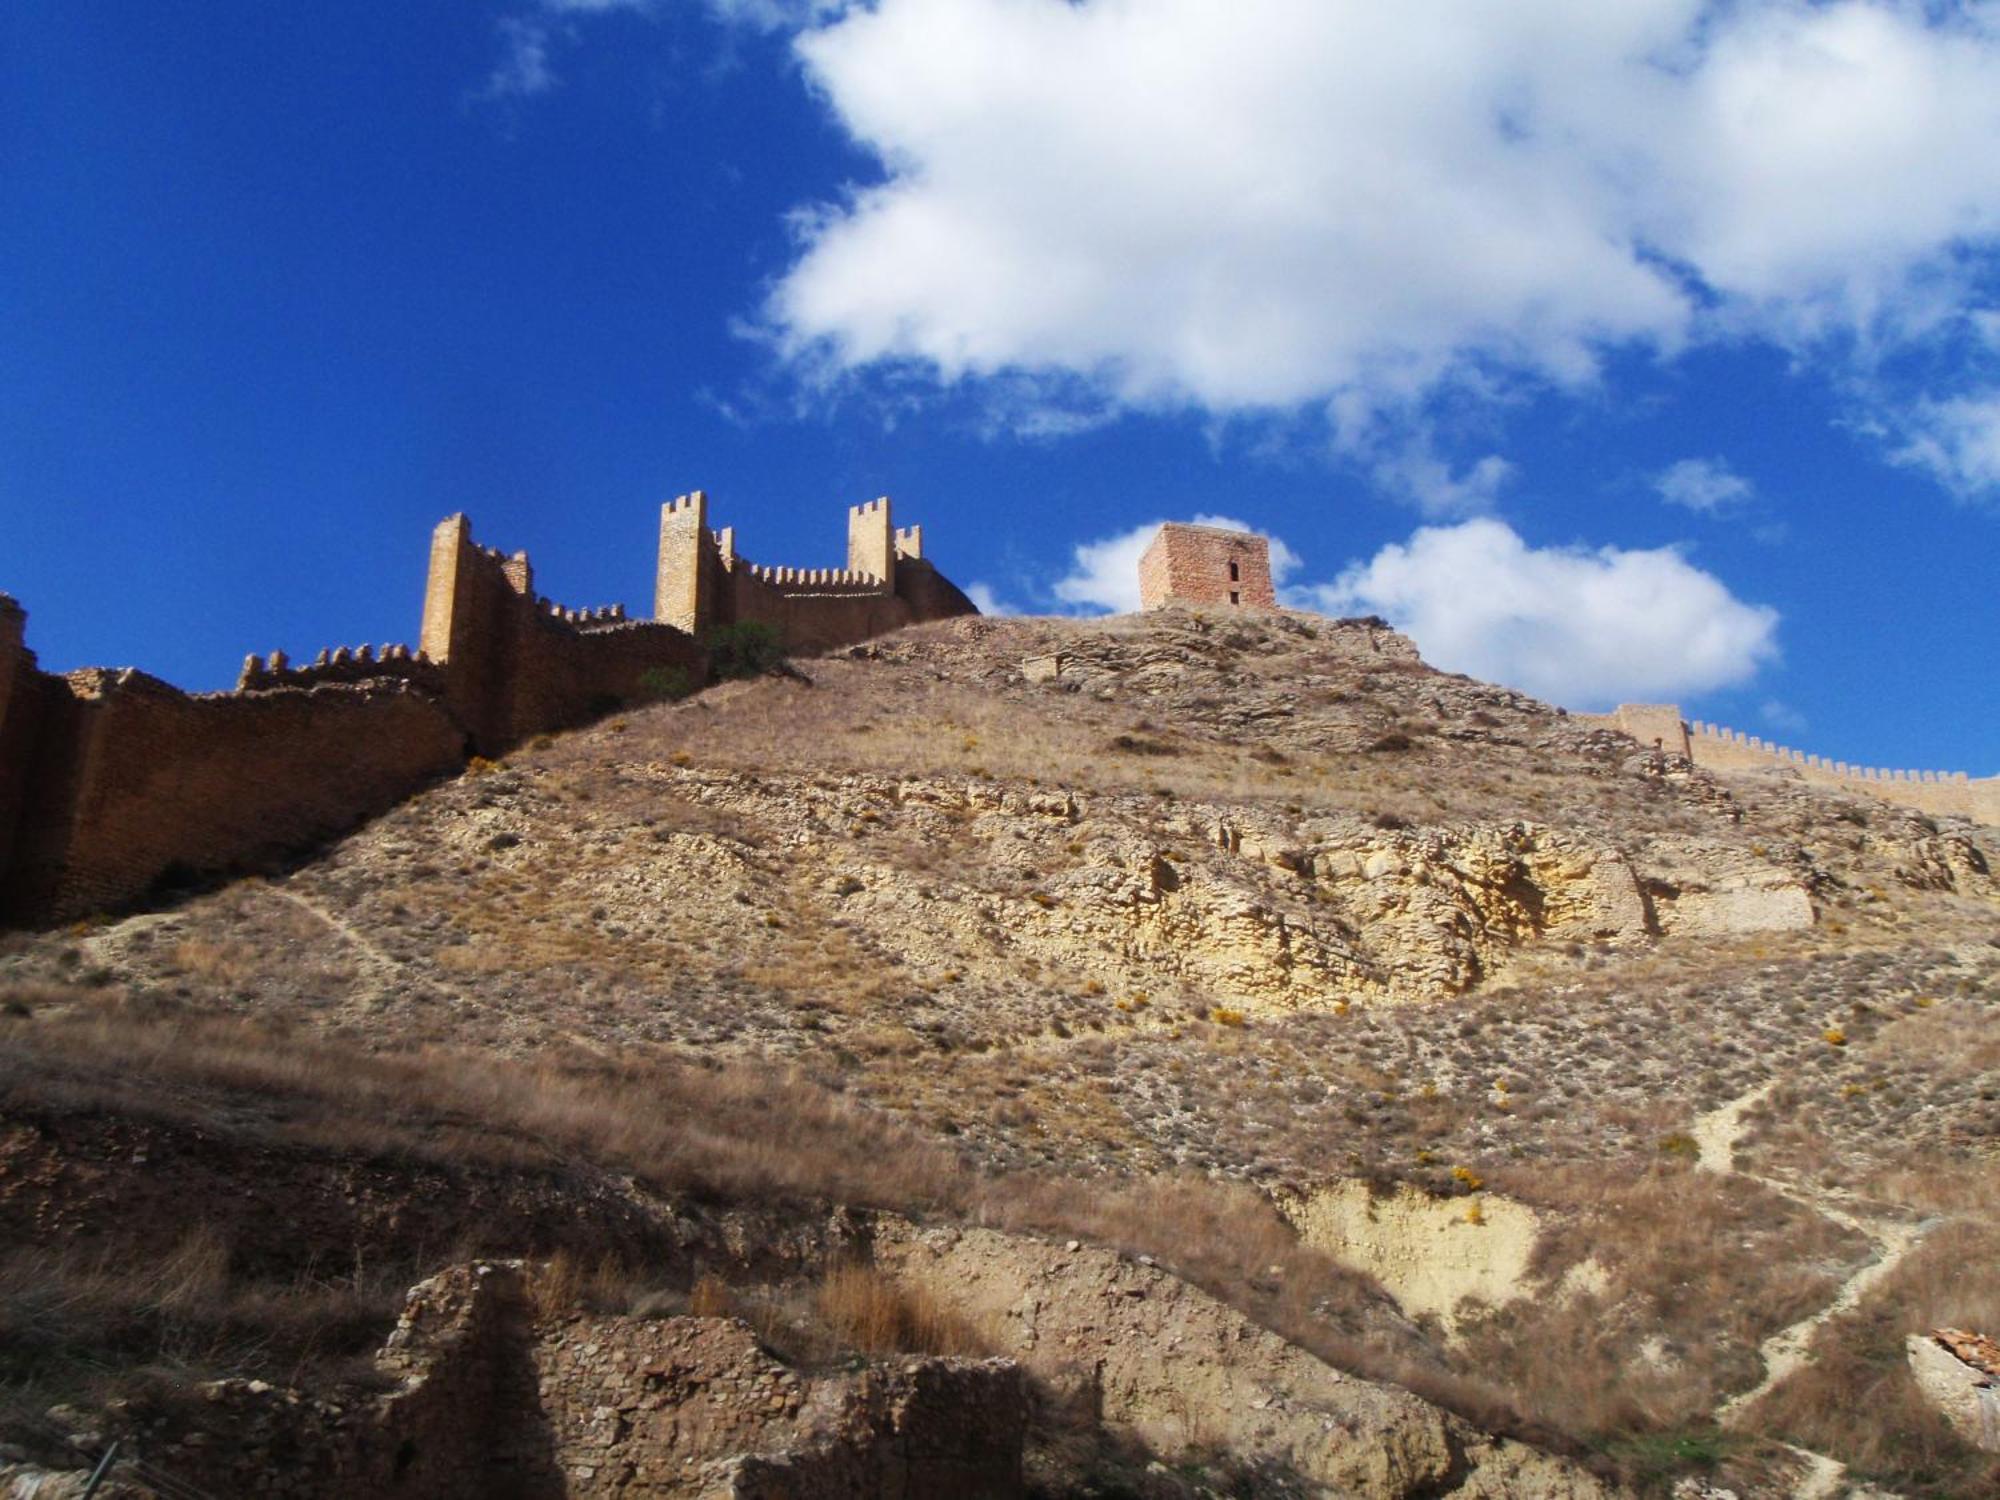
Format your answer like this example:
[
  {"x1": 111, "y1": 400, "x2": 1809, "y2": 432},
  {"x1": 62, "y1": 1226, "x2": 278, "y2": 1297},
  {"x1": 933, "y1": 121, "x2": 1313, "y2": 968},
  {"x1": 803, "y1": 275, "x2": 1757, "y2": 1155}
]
[{"x1": 3, "y1": 607, "x2": 1997, "y2": 1498}]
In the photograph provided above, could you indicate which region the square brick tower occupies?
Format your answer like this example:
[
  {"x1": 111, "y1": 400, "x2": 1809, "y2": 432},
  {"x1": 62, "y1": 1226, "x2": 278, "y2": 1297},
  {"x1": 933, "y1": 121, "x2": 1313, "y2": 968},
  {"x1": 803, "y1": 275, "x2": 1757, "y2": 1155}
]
[{"x1": 1137, "y1": 523, "x2": 1276, "y2": 611}]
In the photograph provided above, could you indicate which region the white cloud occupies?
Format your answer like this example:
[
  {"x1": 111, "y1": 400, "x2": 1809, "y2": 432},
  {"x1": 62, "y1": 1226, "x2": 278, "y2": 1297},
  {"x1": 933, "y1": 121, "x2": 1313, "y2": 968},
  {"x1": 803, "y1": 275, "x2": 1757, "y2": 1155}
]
[
  {"x1": 1762, "y1": 699, "x2": 1810, "y2": 734},
  {"x1": 1891, "y1": 391, "x2": 2000, "y2": 497},
  {"x1": 964, "y1": 581, "x2": 1021, "y2": 617},
  {"x1": 1654, "y1": 456, "x2": 1754, "y2": 513},
  {"x1": 753, "y1": 0, "x2": 2000, "y2": 490},
  {"x1": 1308, "y1": 519, "x2": 1779, "y2": 709},
  {"x1": 1054, "y1": 515, "x2": 1299, "y2": 615}
]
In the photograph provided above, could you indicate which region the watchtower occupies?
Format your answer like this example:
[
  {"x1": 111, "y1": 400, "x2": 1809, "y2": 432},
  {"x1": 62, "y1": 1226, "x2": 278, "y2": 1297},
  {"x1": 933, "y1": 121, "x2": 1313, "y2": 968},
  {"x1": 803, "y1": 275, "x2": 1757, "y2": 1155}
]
[{"x1": 1138, "y1": 523, "x2": 1276, "y2": 611}]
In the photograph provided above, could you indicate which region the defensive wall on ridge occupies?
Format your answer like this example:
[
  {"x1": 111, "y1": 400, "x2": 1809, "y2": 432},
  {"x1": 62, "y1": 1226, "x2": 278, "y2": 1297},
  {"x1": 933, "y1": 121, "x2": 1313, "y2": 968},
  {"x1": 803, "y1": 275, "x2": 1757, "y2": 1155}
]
[
  {"x1": 1580, "y1": 703, "x2": 2000, "y2": 827},
  {"x1": 0, "y1": 494, "x2": 975, "y2": 925}
]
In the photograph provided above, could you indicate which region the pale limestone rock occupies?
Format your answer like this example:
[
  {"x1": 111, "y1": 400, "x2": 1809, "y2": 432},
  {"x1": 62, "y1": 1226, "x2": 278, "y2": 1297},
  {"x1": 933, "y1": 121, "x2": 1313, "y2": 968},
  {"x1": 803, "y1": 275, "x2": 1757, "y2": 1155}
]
[
  {"x1": 1906, "y1": 1330, "x2": 2000, "y2": 1452},
  {"x1": 874, "y1": 1220, "x2": 1626, "y2": 1499},
  {"x1": 1275, "y1": 1181, "x2": 1543, "y2": 1334}
]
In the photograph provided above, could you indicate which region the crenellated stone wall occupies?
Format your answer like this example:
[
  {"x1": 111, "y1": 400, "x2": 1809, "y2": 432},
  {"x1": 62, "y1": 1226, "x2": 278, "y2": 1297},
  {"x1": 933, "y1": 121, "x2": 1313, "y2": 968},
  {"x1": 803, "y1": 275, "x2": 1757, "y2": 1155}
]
[
  {"x1": 1579, "y1": 703, "x2": 1999, "y2": 827},
  {"x1": 654, "y1": 490, "x2": 973, "y2": 654},
  {"x1": 0, "y1": 493, "x2": 977, "y2": 925}
]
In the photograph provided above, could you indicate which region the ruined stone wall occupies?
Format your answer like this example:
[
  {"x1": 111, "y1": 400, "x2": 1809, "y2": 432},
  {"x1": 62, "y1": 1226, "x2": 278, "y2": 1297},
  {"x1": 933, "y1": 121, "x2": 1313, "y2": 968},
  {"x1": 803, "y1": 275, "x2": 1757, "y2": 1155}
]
[
  {"x1": 1138, "y1": 523, "x2": 1276, "y2": 611},
  {"x1": 530, "y1": 1314, "x2": 805, "y2": 1491},
  {"x1": 121, "y1": 1263, "x2": 1025, "y2": 1500},
  {"x1": 1579, "y1": 703, "x2": 1999, "y2": 828},
  {"x1": 138, "y1": 1265, "x2": 550, "y2": 1500},
  {"x1": 724, "y1": 1359, "x2": 1029, "y2": 1500}
]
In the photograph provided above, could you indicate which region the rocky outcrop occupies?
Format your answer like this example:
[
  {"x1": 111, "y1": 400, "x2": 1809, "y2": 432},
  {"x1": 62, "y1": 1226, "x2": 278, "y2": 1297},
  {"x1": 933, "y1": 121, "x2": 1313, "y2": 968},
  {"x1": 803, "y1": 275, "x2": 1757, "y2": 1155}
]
[
  {"x1": 1907, "y1": 1329, "x2": 2000, "y2": 1453},
  {"x1": 873, "y1": 1221, "x2": 1622, "y2": 1498},
  {"x1": 1275, "y1": 1181, "x2": 1546, "y2": 1335}
]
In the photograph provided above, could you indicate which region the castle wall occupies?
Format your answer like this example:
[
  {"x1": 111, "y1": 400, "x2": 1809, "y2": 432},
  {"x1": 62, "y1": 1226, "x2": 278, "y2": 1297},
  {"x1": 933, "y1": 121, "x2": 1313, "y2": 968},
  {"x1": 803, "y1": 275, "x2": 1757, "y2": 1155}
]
[
  {"x1": 0, "y1": 599, "x2": 41, "y2": 882},
  {"x1": 426, "y1": 514, "x2": 706, "y2": 756},
  {"x1": 673, "y1": 492, "x2": 977, "y2": 655},
  {"x1": 0, "y1": 672, "x2": 466, "y2": 921},
  {"x1": 0, "y1": 496, "x2": 973, "y2": 925},
  {"x1": 1579, "y1": 703, "x2": 1998, "y2": 827},
  {"x1": 1138, "y1": 523, "x2": 1276, "y2": 611},
  {"x1": 714, "y1": 556, "x2": 974, "y2": 656}
]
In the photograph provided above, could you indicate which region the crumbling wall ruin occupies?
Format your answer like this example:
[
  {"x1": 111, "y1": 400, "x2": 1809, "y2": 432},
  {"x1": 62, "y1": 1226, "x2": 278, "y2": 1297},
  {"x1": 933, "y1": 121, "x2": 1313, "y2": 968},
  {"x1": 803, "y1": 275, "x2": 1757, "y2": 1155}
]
[{"x1": 100, "y1": 1263, "x2": 1027, "y2": 1500}]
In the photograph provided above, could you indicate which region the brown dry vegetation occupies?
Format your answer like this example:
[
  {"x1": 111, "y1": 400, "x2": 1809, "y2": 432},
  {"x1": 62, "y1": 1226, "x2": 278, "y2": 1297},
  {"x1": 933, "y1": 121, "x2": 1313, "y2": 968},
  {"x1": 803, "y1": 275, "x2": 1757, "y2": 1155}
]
[{"x1": 3, "y1": 608, "x2": 1998, "y2": 1494}]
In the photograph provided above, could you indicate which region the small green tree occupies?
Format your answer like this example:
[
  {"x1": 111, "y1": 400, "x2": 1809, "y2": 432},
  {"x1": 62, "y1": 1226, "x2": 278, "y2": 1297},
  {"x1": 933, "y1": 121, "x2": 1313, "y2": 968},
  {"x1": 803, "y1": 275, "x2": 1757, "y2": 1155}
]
[
  {"x1": 636, "y1": 664, "x2": 694, "y2": 702},
  {"x1": 703, "y1": 621, "x2": 786, "y2": 681}
]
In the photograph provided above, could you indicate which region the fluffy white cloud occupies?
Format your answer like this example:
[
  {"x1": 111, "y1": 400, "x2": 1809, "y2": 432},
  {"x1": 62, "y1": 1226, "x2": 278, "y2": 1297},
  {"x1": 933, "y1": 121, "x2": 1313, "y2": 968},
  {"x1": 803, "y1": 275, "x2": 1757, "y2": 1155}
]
[
  {"x1": 1054, "y1": 515, "x2": 1300, "y2": 614},
  {"x1": 1892, "y1": 391, "x2": 2000, "y2": 497},
  {"x1": 963, "y1": 581, "x2": 1021, "y2": 617},
  {"x1": 1654, "y1": 457, "x2": 1754, "y2": 513},
  {"x1": 1307, "y1": 520, "x2": 1779, "y2": 708},
  {"x1": 758, "y1": 0, "x2": 2000, "y2": 482}
]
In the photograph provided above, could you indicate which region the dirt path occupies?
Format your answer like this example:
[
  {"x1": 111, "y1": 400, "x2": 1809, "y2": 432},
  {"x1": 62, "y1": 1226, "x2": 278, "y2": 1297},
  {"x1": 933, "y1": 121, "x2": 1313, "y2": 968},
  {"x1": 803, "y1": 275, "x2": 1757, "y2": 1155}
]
[
  {"x1": 270, "y1": 884, "x2": 408, "y2": 982},
  {"x1": 1692, "y1": 1078, "x2": 1933, "y2": 1497},
  {"x1": 1692, "y1": 1076, "x2": 1778, "y2": 1175}
]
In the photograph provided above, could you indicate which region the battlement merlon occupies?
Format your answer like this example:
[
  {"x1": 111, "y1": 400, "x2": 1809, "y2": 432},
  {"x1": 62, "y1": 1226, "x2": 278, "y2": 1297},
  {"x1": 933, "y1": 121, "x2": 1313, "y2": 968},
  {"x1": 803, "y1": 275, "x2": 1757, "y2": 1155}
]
[
  {"x1": 894, "y1": 524, "x2": 923, "y2": 562},
  {"x1": 848, "y1": 496, "x2": 895, "y2": 588}
]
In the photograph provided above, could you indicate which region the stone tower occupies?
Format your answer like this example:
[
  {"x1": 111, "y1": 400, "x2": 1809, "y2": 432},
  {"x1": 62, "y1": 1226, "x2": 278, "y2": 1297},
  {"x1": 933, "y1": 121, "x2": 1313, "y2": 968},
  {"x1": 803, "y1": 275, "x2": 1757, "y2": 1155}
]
[
  {"x1": 655, "y1": 490, "x2": 713, "y2": 634},
  {"x1": 847, "y1": 497, "x2": 895, "y2": 586},
  {"x1": 1138, "y1": 523, "x2": 1276, "y2": 611}
]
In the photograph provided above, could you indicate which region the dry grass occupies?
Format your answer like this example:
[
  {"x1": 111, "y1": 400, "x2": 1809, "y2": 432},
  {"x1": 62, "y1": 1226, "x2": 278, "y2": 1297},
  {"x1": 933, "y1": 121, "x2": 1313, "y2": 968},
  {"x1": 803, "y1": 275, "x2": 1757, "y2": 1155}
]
[
  {"x1": 0, "y1": 1229, "x2": 400, "y2": 1434},
  {"x1": 814, "y1": 1262, "x2": 981, "y2": 1358},
  {"x1": 1747, "y1": 1183, "x2": 2000, "y2": 1498},
  {"x1": 4, "y1": 606, "x2": 1996, "y2": 1493}
]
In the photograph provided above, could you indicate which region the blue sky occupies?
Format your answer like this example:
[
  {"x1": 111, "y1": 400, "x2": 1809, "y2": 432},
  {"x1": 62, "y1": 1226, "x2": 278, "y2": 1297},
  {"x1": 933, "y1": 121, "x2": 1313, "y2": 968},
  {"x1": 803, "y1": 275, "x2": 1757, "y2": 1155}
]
[{"x1": 2, "y1": 0, "x2": 1995, "y2": 773}]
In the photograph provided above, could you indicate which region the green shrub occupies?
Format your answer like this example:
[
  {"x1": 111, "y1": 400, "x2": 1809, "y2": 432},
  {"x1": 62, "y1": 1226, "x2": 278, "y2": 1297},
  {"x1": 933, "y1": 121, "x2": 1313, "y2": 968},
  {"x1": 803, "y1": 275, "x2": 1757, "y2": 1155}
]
[
  {"x1": 703, "y1": 621, "x2": 786, "y2": 681},
  {"x1": 637, "y1": 664, "x2": 694, "y2": 702}
]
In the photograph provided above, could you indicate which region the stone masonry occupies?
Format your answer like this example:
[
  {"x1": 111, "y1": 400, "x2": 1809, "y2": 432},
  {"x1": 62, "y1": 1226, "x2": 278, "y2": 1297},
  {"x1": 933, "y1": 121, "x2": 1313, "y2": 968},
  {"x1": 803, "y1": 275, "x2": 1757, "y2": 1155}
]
[
  {"x1": 1138, "y1": 522, "x2": 1276, "y2": 612},
  {"x1": 0, "y1": 494, "x2": 977, "y2": 925},
  {"x1": 1579, "y1": 703, "x2": 1999, "y2": 828},
  {"x1": 98, "y1": 1263, "x2": 1029, "y2": 1500}
]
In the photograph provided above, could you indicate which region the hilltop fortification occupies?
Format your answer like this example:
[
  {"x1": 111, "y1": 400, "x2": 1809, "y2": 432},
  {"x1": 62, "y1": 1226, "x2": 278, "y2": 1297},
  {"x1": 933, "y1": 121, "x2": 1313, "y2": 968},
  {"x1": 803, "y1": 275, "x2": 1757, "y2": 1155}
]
[
  {"x1": 0, "y1": 494, "x2": 974, "y2": 924},
  {"x1": 1581, "y1": 703, "x2": 2000, "y2": 828},
  {"x1": 1139, "y1": 523, "x2": 1276, "y2": 611}
]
